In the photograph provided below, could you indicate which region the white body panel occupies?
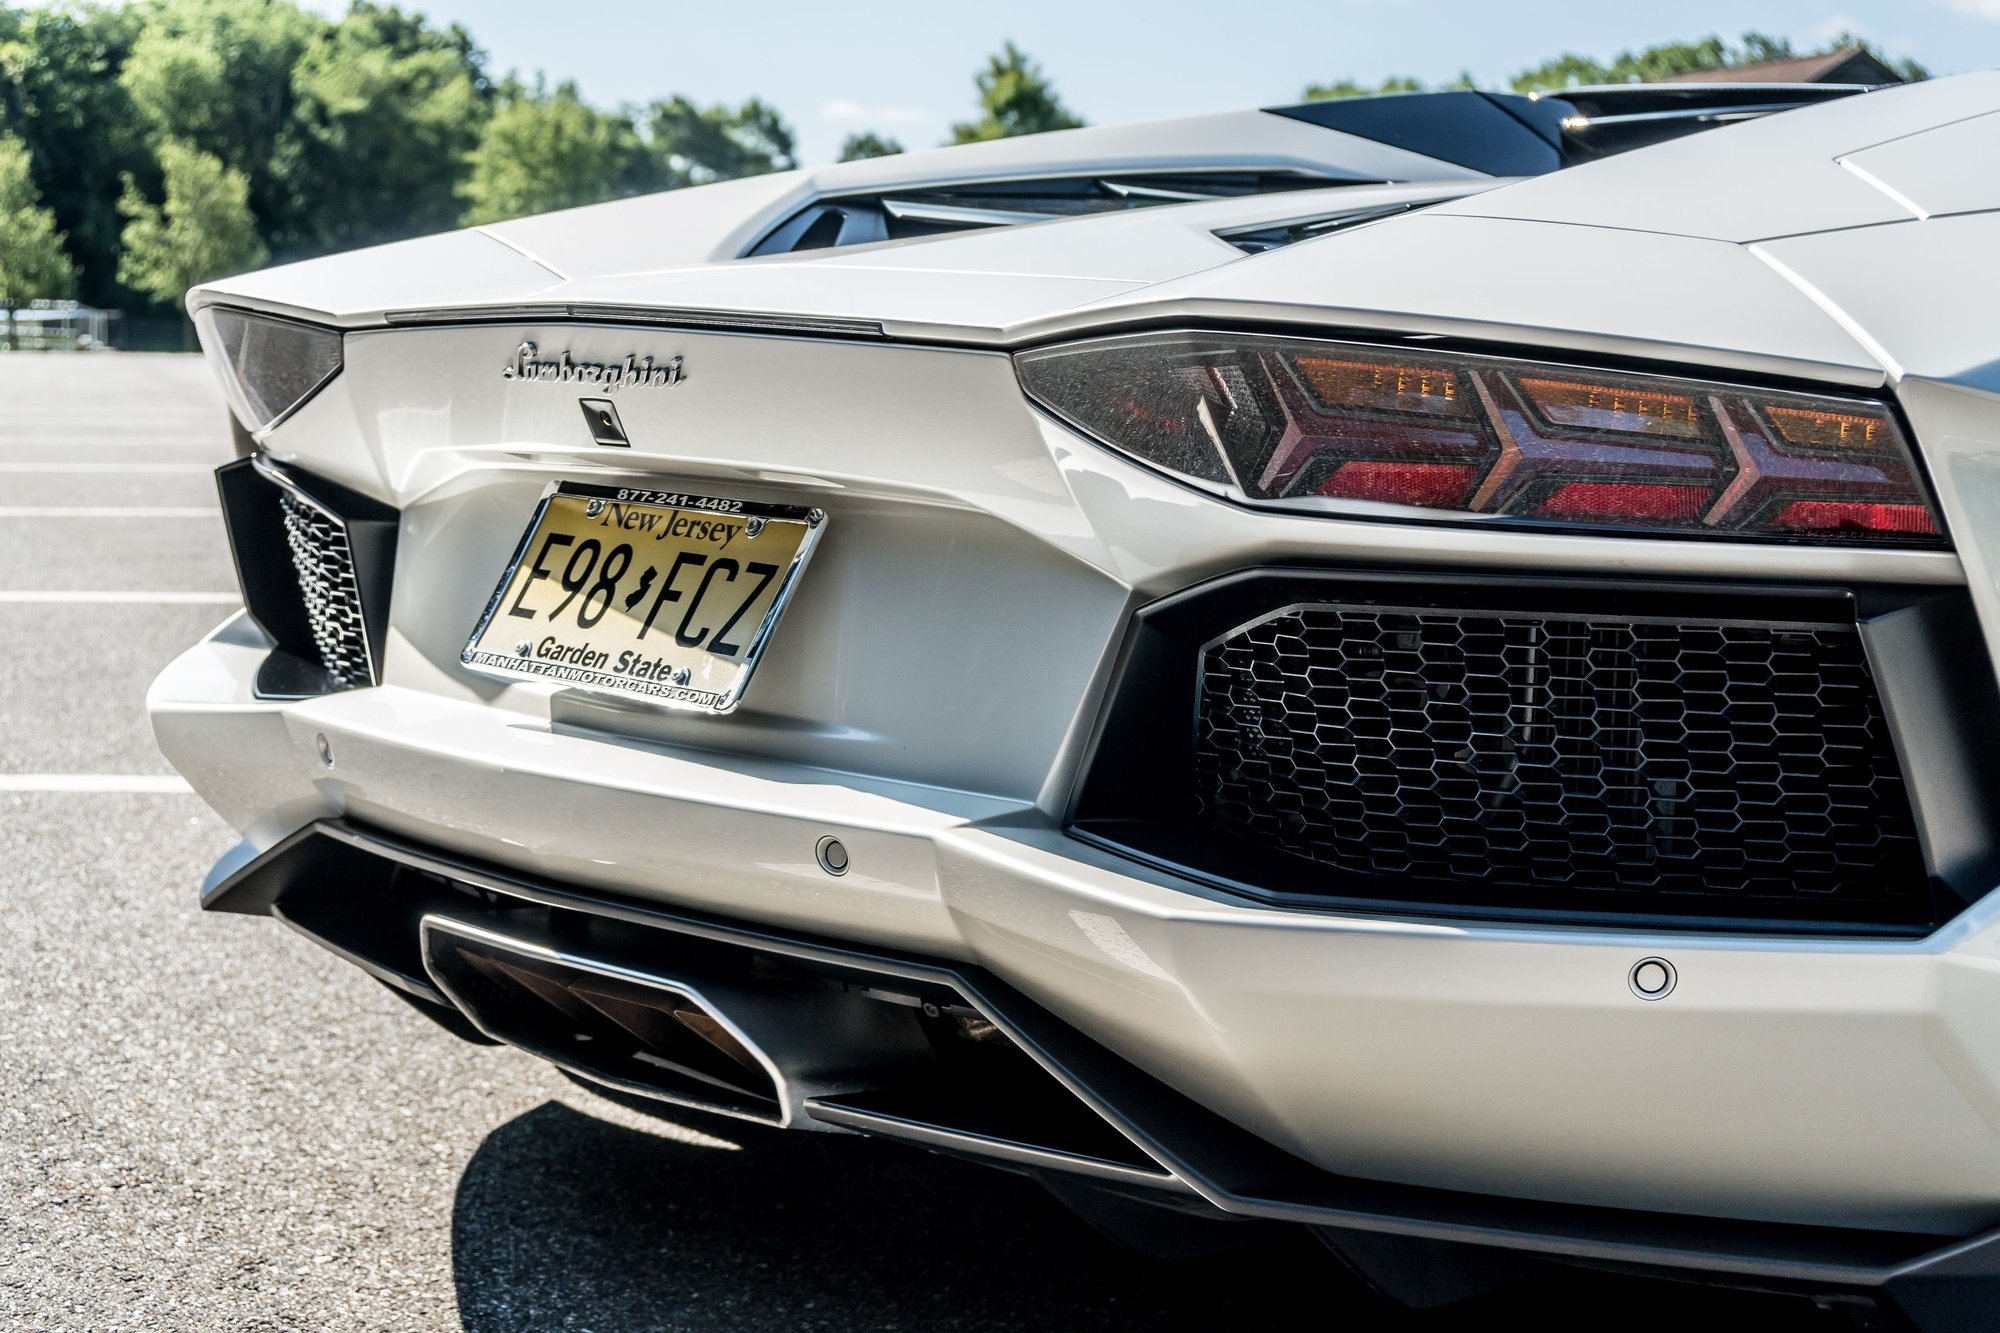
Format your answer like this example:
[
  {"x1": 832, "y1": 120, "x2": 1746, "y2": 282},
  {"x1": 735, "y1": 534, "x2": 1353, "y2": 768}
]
[
  {"x1": 148, "y1": 613, "x2": 2000, "y2": 1233},
  {"x1": 1430, "y1": 73, "x2": 2000, "y2": 239},
  {"x1": 156, "y1": 76, "x2": 2000, "y2": 1237},
  {"x1": 199, "y1": 109, "x2": 1491, "y2": 329}
]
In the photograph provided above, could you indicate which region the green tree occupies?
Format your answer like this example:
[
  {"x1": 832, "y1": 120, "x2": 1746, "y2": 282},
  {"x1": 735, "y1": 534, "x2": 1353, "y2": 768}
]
[
  {"x1": 117, "y1": 138, "x2": 267, "y2": 314},
  {"x1": 1820, "y1": 31, "x2": 1932, "y2": 83},
  {"x1": 1501, "y1": 53, "x2": 1606, "y2": 91},
  {"x1": 1739, "y1": 32, "x2": 1796, "y2": 64},
  {"x1": 1303, "y1": 74, "x2": 1423, "y2": 100},
  {"x1": 271, "y1": 2, "x2": 492, "y2": 254},
  {"x1": 1306, "y1": 31, "x2": 1933, "y2": 101},
  {"x1": 950, "y1": 42, "x2": 1083, "y2": 143},
  {"x1": 644, "y1": 95, "x2": 795, "y2": 186},
  {"x1": 0, "y1": 4, "x2": 151, "y2": 308},
  {"x1": 118, "y1": 0, "x2": 320, "y2": 235},
  {"x1": 1605, "y1": 35, "x2": 1734, "y2": 83},
  {"x1": 1511, "y1": 30, "x2": 1930, "y2": 92},
  {"x1": 0, "y1": 128, "x2": 75, "y2": 350},
  {"x1": 838, "y1": 130, "x2": 902, "y2": 161},
  {"x1": 458, "y1": 80, "x2": 649, "y2": 225}
]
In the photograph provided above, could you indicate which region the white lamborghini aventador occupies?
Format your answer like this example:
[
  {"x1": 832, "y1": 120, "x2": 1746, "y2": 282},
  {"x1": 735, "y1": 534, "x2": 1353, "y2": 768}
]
[{"x1": 151, "y1": 76, "x2": 2000, "y2": 1327}]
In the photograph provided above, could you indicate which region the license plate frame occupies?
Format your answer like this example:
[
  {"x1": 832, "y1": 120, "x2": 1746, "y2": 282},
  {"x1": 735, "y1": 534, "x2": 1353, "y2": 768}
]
[{"x1": 462, "y1": 480, "x2": 825, "y2": 714}]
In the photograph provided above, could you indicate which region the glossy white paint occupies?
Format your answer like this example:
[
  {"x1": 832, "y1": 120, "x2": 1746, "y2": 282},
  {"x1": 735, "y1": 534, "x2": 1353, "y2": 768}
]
[
  {"x1": 149, "y1": 619, "x2": 2000, "y2": 1233},
  {"x1": 1030, "y1": 213, "x2": 1889, "y2": 385},
  {"x1": 195, "y1": 227, "x2": 566, "y2": 329},
  {"x1": 190, "y1": 179, "x2": 1506, "y2": 341},
  {"x1": 1749, "y1": 209, "x2": 2000, "y2": 752},
  {"x1": 1839, "y1": 109, "x2": 2000, "y2": 219},
  {"x1": 155, "y1": 78, "x2": 2000, "y2": 1236},
  {"x1": 789, "y1": 108, "x2": 1487, "y2": 192},
  {"x1": 481, "y1": 110, "x2": 1486, "y2": 278},
  {"x1": 1432, "y1": 74, "x2": 2000, "y2": 240},
  {"x1": 191, "y1": 110, "x2": 1495, "y2": 330},
  {"x1": 261, "y1": 323, "x2": 1961, "y2": 798}
]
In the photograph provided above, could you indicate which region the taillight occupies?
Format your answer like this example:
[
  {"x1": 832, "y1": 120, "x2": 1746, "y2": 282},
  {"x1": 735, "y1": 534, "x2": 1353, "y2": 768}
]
[
  {"x1": 1014, "y1": 331, "x2": 1943, "y2": 546},
  {"x1": 195, "y1": 306, "x2": 343, "y2": 436}
]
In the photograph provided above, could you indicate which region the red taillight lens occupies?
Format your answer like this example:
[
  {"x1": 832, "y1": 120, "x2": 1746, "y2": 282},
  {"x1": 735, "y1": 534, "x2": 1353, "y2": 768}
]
[
  {"x1": 1768, "y1": 500, "x2": 1937, "y2": 536},
  {"x1": 1536, "y1": 482, "x2": 1709, "y2": 523},
  {"x1": 1014, "y1": 332, "x2": 1943, "y2": 546},
  {"x1": 1319, "y1": 461, "x2": 1475, "y2": 508}
]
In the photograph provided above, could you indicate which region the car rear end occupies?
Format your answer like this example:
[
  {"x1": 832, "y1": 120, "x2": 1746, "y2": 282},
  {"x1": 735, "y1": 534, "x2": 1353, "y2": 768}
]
[{"x1": 151, "y1": 75, "x2": 2000, "y2": 1329}]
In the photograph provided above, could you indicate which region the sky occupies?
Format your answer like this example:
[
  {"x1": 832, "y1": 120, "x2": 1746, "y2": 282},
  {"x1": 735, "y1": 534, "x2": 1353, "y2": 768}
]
[{"x1": 301, "y1": 0, "x2": 2000, "y2": 165}]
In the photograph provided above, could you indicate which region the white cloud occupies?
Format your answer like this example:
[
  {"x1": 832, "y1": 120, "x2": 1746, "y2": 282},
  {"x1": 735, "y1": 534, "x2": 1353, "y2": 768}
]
[
  {"x1": 1811, "y1": 13, "x2": 1870, "y2": 42},
  {"x1": 1811, "y1": 13, "x2": 1920, "y2": 59},
  {"x1": 1945, "y1": 0, "x2": 2000, "y2": 19},
  {"x1": 820, "y1": 99, "x2": 928, "y2": 125}
]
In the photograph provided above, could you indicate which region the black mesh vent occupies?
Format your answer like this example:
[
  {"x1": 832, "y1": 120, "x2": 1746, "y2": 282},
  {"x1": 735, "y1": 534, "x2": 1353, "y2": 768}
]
[
  {"x1": 277, "y1": 490, "x2": 372, "y2": 687},
  {"x1": 1194, "y1": 604, "x2": 1927, "y2": 913},
  {"x1": 217, "y1": 457, "x2": 397, "y2": 699}
]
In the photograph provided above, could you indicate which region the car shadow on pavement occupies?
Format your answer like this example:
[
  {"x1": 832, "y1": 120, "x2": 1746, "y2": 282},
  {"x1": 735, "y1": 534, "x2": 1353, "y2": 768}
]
[
  {"x1": 449, "y1": 1098, "x2": 1375, "y2": 1332},
  {"x1": 450, "y1": 1099, "x2": 1848, "y2": 1332}
]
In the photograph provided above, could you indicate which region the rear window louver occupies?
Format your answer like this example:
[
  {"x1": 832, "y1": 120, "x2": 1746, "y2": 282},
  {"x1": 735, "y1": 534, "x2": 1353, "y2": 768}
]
[
  {"x1": 747, "y1": 170, "x2": 1353, "y2": 256},
  {"x1": 1214, "y1": 199, "x2": 1432, "y2": 254}
]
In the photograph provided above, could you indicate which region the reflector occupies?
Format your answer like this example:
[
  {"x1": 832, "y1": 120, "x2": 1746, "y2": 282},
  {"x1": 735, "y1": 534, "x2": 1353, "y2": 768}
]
[
  {"x1": 1014, "y1": 330, "x2": 1942, "y2": 547},
  {"x1": 1769, "y1": 500, "x2": 1937, "y2": 536}
]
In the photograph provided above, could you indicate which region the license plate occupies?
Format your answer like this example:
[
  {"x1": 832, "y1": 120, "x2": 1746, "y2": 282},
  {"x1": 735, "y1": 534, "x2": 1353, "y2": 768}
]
[{"x1": 463, "y1": 482, "x2": 824, "y2": 713}]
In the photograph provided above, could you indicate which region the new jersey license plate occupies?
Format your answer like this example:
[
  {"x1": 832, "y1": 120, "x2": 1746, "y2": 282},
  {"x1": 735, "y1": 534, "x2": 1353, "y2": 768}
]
[{"x1": 463, "y1": 482, "x2": 824, "y2": 713}]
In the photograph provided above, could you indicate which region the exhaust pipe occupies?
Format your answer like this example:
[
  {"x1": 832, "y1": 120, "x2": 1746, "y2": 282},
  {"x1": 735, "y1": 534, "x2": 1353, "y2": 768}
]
[
  {"x1": 419, "y1": 914, "x2": 926, "y2": 1127},
  {"x1": 210, "y1": 825, "x2": 1182, "y2": 1183}
]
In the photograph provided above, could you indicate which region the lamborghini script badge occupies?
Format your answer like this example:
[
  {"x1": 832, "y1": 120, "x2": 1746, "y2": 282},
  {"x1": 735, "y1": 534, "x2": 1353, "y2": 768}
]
[{"x1": 501, "y1": 341, "x2": 686, "y2": 393}]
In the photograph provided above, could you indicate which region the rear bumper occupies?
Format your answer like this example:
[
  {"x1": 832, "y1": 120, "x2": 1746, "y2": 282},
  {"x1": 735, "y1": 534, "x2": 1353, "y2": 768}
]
[
  {"x1": 151, "y1": 611, "x2": 2000, "y2": 1245},
  {"x1": 195, "y1": 813, "x2": 2000, "y2": 1326}
]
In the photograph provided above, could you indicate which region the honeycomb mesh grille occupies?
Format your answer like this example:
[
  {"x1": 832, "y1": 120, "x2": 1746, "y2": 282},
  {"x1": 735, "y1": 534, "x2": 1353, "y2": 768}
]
[
  {"x1": 1194, "y1": 604, "x2": 1927, "y2": 913},
  {"x1": 278, "y1": 491, "x2": 372, "y2": 687}
]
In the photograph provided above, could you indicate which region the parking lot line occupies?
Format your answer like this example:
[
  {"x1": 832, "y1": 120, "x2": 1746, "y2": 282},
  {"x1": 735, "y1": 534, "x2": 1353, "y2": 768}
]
[
  {"x1": 0, "y1": 506, "x2": 217, "y2": 518},
  {"x1": 0, "y1": 462, "x2": 218, "y2": 473},
  {"x1": 0, "y1": 591, "x2": 239, "y2": 604},
  {"x1": 0, "y1": 774, "x2": 193, "y2": 793},
  {"x1": 0, "y1": 416, "x2": 216, "y2": 425},
  {"x1": 0, "y1": 437, "x2": 223, "y2": 446}
]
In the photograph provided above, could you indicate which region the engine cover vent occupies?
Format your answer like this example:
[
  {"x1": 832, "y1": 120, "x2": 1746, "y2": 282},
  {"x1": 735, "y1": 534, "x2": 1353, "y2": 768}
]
[{"x1": 747, "y1": 171, "x2": 1347, "y2": 255}]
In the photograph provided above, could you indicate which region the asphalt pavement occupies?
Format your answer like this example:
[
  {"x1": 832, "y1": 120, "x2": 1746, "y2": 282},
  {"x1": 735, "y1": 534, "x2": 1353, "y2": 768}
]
[{"x1": 0, "y1": 354, "x2": 1849, "y2": 1330}]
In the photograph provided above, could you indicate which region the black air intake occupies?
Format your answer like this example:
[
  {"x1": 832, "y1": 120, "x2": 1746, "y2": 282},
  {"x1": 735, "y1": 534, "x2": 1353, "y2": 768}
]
[
  {"x1": 1195, "y1": 603, "x2": 1926, "y2": 915},
  {"x1": 215, "y1": 457, "x2": 397, "y2": 697},
  {"x1": 1070, "y1": 570, "x2": 2000, "y2": 934}
]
